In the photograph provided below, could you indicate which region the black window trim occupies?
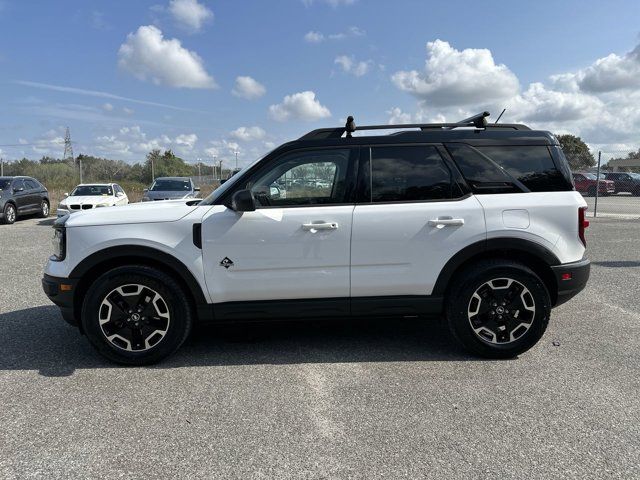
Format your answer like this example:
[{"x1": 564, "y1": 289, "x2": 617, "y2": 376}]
[
  {"x1": 356, "y1": 142, "x2": 473, "y2": 206},
  {"x1": 224, "y1": 145, "x2": 360, "y2": 210}
]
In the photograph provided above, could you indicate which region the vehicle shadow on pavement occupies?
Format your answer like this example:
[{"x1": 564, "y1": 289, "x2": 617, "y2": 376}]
[{"x1": 0, "y1": 306, "x2": 480, "y2": 377}]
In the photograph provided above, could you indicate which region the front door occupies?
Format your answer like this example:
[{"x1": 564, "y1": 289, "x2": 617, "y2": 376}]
[
  {"x1": 350, "y1": 145, "x2": 486, "y2": 307},
  {"x1": 202, "y1": 147, "x2": 357, "y2": 313},
  {"x1": 11, "y1": 179, "x2": 30, "y2": 214}
]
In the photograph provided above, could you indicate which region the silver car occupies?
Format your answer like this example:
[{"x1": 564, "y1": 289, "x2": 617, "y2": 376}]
[{"x1": 141, "y1": 177, "x2": 200, "y2": 202}]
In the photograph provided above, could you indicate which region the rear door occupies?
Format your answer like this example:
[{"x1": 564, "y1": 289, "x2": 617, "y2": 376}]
[
  {"x1": 23, "y1": 179, "x2": 41, "y2": 211},
  {"x1": 350, "y1": 145, "x2": 486, "y2": 309}
]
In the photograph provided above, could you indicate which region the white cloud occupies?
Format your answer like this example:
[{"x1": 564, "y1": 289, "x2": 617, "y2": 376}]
[
  {"x1": 117, "y1": 25, "x2": 216, "y2": 89},
  {"x1": 304, "y1": 25, "x2": 364, "y2": 43},
  {"x1": 123, "y1": 107, "x2": 134, "y2": 115},
  {"x1": 335, "y1": 55, "x2": 372, "y2": 77},
  {"x1": 577, "y1": 45, "x2": 640, "y2": 93},
  {"x1": 302, "y1": 0, "x2": 357, "y2": 6},
  {"x1": 229, "y1": 126, "x2": 266, "y2": 141},
  {"x1": 268, "y1": 91, "x2": 331, "y2": 122},
  {"x1": 231, "y1": 76, "x2": 266, "y2": 100},
  {"x1": 391, "y1": 39, "x2": 519, "y2": 107},
  {"x1": 169, "y1": 0, "x2": 213, "y2": 33},
  {"x1": 175, "y1": 133, "x2": 198, "y2": 150},
  {"x1": 390, "y1": 39, "x2": 640, "y2": 151},
  {"x1": 102, "y1": 102, "x2": 114, "y2": 112},
  {"x1": 94, "y1": 126, "x2": 199, "y2": 159},
  {"x1": 304, "y1": 31, "x2": 324, "y2": 43}
]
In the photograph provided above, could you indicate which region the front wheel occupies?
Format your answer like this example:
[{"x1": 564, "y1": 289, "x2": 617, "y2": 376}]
[
  {"x1": 446, "y1": 260, "x2": 551, "y2": 359},
  {"x1": 2, "y1": 203, "x2": 16, "y2": 224},
  {"x1": 82, "y1": 265, "x2": 193, "y2": 365}
]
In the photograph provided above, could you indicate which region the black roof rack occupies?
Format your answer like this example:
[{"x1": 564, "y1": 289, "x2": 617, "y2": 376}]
[{"x1": 299, "y1": 111, "x2": 531, "y2": 140}]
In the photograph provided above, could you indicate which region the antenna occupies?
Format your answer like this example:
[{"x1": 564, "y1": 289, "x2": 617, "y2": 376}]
[
  {"x1": 495, "y1": 108, "x2": 506, "y2": 124},
  {"x1": 63, "y1": 127, "x2": 74, "y2": 162}
]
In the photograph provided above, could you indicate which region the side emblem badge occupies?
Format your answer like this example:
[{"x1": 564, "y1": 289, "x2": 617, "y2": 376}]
[{"x1": 220, "y1": 257, "x2": 234, "y2": 269}]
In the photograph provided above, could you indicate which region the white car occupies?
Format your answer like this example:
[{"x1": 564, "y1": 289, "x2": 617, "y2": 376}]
[
  {"x1": 57, "y1": 183, "x2": 129, "y2": 217},
  {"x1": 43, "y1": 113, "x2": 590, "y2": 365}
]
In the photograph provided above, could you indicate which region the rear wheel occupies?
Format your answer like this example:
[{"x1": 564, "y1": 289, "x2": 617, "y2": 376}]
[
  {"x1": 82, "y1": 265, "x2": 193, "y2": 365},
  {"x1": 446, "y1": 259, "x2": 551, "y2": 359},
  {"x1": 2, "y1": 203, "x2": 16, "y2": 224}
]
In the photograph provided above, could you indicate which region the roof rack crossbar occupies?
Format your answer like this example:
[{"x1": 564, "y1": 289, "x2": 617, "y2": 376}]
[{"x1": 299, "y1": 112, "x2": 530, "y2": 140}]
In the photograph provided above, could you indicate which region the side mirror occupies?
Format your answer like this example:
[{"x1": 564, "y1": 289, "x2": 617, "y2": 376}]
[
  {"x1": 64, "y1": 192, "x2": 69, "y2": 197},
  {"x1": 143, "y1": 188, "x2": 149, "y2": 193},
  {"x1": 270, "y1": 186, "x2": 281, "y2": 199},
  {"x1": 194, "y1": 187, "x2": 201, "y2": 192},
  {"x1": 230, "y1": 189, "x2": 256, "y2": 212},
  {"x1": 220, "y1": 179, "x2": 227, "y2": 185}
]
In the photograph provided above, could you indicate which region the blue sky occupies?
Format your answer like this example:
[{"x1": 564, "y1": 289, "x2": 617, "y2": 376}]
[{"x1": 1, "y1": 0, "x2": 640, "y2": 166}]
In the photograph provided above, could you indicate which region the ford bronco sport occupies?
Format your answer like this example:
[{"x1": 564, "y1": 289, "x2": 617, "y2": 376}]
[{"x1": 42, "y1": 112, "x2": 590, "y2": 365}]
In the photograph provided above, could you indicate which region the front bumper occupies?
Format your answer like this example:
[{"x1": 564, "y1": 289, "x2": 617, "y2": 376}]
[
  {"x1": 551, "y1": 259, "x2": 590, "y2": 306},
  {"x1": 42, "y1": 274, "x2": 80, "y2": 327}
]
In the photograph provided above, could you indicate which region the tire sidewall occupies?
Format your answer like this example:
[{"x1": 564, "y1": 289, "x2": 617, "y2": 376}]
[
  {"x1": 447, "y1": 263, "x2": 550, "y2": 358},
  {"x1": 82, "y1": 266, "x2": 192, "y2": 365}
]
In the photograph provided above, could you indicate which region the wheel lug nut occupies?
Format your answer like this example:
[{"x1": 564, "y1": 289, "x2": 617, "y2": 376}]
[{"x1": 498, "y1": 315, "x2": 503, "y2": 320}]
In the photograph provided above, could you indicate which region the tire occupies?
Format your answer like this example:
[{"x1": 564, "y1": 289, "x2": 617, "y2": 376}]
[
  {"x1": 81, "y1": 265, "x2": 193, "y2": 365},
  {"x1": 445, "y1": 259, "x2": 551, "y2": 359},
  {"x1": 587, "y1": 186, "x2": 596, "y2": 197},
  {"x1": 39, "y1": 199, "x2": 50, "y2": 218},
  {"x1": 2, "y1": 203, "x2": 17, "y2": 225}
]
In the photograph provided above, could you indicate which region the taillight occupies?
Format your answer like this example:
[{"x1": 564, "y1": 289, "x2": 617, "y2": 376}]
[{"x1": 578, "y1": 206, "x2": 589, "y2": 246}]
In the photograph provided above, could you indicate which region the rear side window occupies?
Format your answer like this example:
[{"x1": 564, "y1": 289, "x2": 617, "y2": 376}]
[
  {"x1": 446, "y1": 144, "x2": 520, "y2": 194},
  {"x1": 370, "y1": 146, "x2": 454, "y2": 202},
  {"x1": 24, "y1": 179, "x2": 38, "y2": 190},
  {"x1": 477, "y1": 146, "x2": 570, "y2": 192}
]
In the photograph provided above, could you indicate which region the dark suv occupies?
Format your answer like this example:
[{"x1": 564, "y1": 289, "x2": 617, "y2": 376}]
[
  {"x1": 603, "y1": 172, "x2": 640, "y2": 195},
  {"x1": 0, "y1": 176, "x2": 50, "y2": 224}
]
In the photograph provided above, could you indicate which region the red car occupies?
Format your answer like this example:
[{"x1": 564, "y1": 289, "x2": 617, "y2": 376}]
[{"x1": 572, "y1": 172, "x2": 615, "y2": 196}]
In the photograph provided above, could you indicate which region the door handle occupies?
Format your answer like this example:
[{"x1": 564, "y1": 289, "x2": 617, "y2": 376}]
[
  {"x1": 302, "y1": 222, "x2": 339, "y2": 231},
  {"x1": 428, "y1": 217, "x2": 464, "y2": 227}
]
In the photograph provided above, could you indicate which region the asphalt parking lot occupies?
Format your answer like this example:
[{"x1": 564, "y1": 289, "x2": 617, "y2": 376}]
[
  {"x1": 583, "y1": 193, "x2": 640, "y2": 218},
  {"x1": 0, "y1": 216, "x2": 638, "y2": 479}
]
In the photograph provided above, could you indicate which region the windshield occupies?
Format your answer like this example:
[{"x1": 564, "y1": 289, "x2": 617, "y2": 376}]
[
  {"x1": 0, "y1": 179, "x2": 11, "y2": 190},
  {"x1": 71, "y1": 185, "x2": 113, "y2": 196},
  {"x1": 583, "y1": 173, "x2": 596, "y2": 180},
  {"x1": 630, "y1": 173, "x2": 640, "y2": 179},
  {"x1": 150, "y1": 179, "x2": 192, "y2": 191}
]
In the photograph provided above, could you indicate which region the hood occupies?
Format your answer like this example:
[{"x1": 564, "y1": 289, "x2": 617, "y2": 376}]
[
  {"x1": 61, "y1": 195, "x2": 116, "y2": 205},
  {"x1": 65, "y1": 199, "x2": 199, "y2": 227},
  {"x1": 145, "y1": 190, "x2": 193, "y2": 200}
]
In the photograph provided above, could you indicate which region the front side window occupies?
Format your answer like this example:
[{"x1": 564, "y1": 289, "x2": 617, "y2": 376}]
[
  {"x1": 244, "y1": 148, "x2": 353, "y2": 207},
  {"x1": 370, "y1": 146, "x2": 454, "y2": 202},
  {"x1": 12, "y1": 179, "x2": 25, "y2": 191}
]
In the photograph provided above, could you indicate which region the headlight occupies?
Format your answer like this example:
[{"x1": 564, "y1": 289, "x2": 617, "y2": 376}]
[
  {"x1": 95, "y1": 202, "x2": 111, "y2": 208},
  {"x1": 51, "y1": 226, "x2": 66, "y2": 261}
]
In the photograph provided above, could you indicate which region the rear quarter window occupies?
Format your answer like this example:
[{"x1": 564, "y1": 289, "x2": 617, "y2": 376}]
[{"x1": 477, "y1": 146, "x2": 571, "y2": 192}]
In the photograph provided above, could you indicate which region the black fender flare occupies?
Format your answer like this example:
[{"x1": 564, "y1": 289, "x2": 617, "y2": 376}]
[
  {"x1": 70, "y1": 245, "x2": 207, "y2": 305},
  {"x1": 432, "y1": 237, "x2": 560, "y2": 296}
]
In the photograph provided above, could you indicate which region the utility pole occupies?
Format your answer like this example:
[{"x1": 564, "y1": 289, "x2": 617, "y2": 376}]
[
  {"x1": 594, "y1": 151, "x2": 602, "y2": 218},
  {"x1": 1, "y1": 158, "x2": 3, "y2": 176},
  {"x1": 197, "y1": 160, "x2": 202, "y2": 184},
  {"x1": 211, "y1": 155, "x2": 217, "y2": 179},
  {"x1": 79, "y1": 157, "x2": 83, "y2": 183},
  {"x1": 63, "y1": 127, "x2": 74, "y2": 162},
  {"x1": 219, "y1": 160, "x2": 223, "y2": 180},
  {"x1": 151, "y1": 158, "x2": 155, "y2": 182},
  {"x1": 234, "y1": 151, "x2": 239, "y2": 170}
]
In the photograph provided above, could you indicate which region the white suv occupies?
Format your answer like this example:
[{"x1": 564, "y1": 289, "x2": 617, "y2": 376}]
[{"x1": 42, "y1": 113, "x2": 590, "y2": 365}]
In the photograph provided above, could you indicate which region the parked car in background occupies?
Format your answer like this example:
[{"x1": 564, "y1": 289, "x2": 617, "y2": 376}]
[
  {"x1": 141, "y1": 177, "x2": 199, "y2": 201},
  {"x1": 603, "y1": 172, "x2": 640, "y2": 195},
  {"x1": 0, "y1": 176, "x2": 49, "y2": 224},
  {"x1": 572, "y1": 172, "x2": 615, "y2": 196},
  {"x1": 57, "y1": 183, "x2": 129, "y2": 218}
]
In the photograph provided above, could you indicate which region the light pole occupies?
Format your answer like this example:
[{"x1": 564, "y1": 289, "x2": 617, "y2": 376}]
[
  {"x1": 234, "y1": 151, "x2": 239, "y2": 170},
  {"x1": 196, "y1": 157, "x2": 202, "y2": 184},
  {"x1": 211, "y1": 155, "x2": 217, "y2": 180},
  {"x1": 1, "y1": 157, "x2": 3, "y2": 176},
  {"x1": 219, "y1": 160, "x2": 223, "y2": 180}
]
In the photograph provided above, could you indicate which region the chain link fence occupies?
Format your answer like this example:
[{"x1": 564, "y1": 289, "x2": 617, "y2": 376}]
[{"x1": 568, "y1": 149, "x2": 640, "y2": 219}]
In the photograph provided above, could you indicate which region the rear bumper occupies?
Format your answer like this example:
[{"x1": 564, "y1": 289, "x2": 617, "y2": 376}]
[
  {"x1": 551, "y1": 259, "x2": 590, "y2": 306},
  {"x1": 42, "y1": 274, "x2": 79, "y2": 326}
]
